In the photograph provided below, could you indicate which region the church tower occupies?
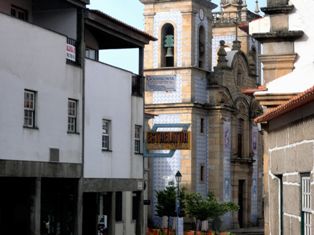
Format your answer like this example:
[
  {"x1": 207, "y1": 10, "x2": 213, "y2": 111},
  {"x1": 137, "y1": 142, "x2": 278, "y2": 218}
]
[
  {"x1": 212, "y1": 0, "x2": 261, "y2": 73},
  {"x1": 140, "y1": 0, "x2": 216, "y2": 225},
  {"x1": 140, "y1": 0, "x2": 263, "y2": 229}
]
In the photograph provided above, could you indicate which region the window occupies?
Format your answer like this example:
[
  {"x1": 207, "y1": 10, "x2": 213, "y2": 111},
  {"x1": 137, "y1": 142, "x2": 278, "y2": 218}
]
[
  {"x1": 237, "y1": 118, "x2": 244, "y2": 157},
  {"x1": 198, "y1": 26, "x2": 205, "y2": 68},
  {"x1": 302, "y1": 175, "x2": 311, "y2": 235},
  {"x1": 115, "y1": 192, "x2": 122, "y2": 222},
  {"x1": 11, "y1": 5, "x2": 28, "y2": 21},
  {"x1": 200, "y1": 118, "x2": 204, "y2": 134},
  {"x1": 24, "y1": 89, "x2": 36, "y2": 128},
  {"x1": 85, "y1": 48, "x2": 99, "y2": 60},
  {"x1": 134, "y1": 125, "x2": 142, "y2": 154},
  {"x1": 161, "y1": 23, "x2": 174, "y2": 67},
  {"x1": 200, "y1": 165, "x2": 205, "y2": 182},
  {"x1": 68, "y1": 99, "x2": 78, "y2": 133},
  {"x1": 102, "y1": 119, "x2": 111, "y2": 151}
]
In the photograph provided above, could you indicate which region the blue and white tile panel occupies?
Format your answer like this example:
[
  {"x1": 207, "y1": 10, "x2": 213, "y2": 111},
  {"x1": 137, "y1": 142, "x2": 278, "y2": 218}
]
[
  {"x1": 151, "y1": 114, "x2": 182, "y2": 226},
  {"x1": 195, "y1": 115, "x2": 209, "y2": 197},
  {"x1": 193, "y1": 75, "x2": 208, "y2": 104},
  {"x1": 153, "y1": 74, "x2": 182, "y2": 104},
  {"x1": 222, "y1": 120, "x2": 232, "y2": 226},
  {"x1": 250, "y1": 125, "x2": 259, "y2": 224}
]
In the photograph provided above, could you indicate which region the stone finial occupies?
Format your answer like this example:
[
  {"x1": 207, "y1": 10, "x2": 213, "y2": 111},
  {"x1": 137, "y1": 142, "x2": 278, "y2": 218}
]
[
  {"x1": 217, "y1": 40, "x2": 228, "y2": 68},
  {"x1": 255, "y1": 0, "x2": 260, "y2": 14},
  {"x1": 232, "y1": 40, "x2": 241, "y2": 50}
]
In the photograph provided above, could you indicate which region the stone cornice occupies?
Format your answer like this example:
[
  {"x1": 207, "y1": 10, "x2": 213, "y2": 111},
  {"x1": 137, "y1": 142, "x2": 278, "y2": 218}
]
[
  {"x1": 261, "y1": 5, "x2": 294, "y2": 15},
  {"x1": 252, "y1": 30, "x2": 304, "y2": 43}
]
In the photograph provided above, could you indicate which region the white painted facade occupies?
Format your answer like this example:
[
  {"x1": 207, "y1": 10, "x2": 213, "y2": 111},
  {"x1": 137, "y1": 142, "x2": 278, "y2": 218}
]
[
  {"x1": 84, "y1": 59, "x2": 144, "y2": 179},
  {"x1": 0, "y1": 12, "x2": 82, "y2": 163},
  {"x1": 250, "y1": 0, "x2": 314, "y2": 94}
]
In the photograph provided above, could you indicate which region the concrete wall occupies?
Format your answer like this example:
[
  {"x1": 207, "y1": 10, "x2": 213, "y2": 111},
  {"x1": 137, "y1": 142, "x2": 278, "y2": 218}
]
[
  {"x1": 0, "y1": 12, "x2": 82, "y2": 163},
  {"x1": 84, "y1": 59, "x2": 143, "y2": 179},
  {"x1": 33, "y1": 8, "x2": 77, "y2": 39}
]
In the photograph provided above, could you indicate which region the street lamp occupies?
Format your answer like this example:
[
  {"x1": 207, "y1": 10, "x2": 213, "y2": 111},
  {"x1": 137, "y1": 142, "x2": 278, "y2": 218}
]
[{"x1": 175, "y1": 171, "x2": 182, "y2": 235}]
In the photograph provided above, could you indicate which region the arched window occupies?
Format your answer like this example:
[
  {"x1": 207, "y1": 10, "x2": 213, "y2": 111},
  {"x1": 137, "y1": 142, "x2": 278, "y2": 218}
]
[
  {"x1": 198, "y1": 26, "x2": 205, "y2": 68},
  {"x1": 161, "y1": 23, "x2": 174, "y2": 67}
]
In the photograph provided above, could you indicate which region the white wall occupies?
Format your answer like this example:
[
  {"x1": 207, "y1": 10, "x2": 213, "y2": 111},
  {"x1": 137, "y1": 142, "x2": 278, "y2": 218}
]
[
  {"x1": 289, "y1": 0, "x2": 314, "y2": 69},
  {"x1": 84, "y1": 59, "x2": 144, "y2": 179},
  {"x1": 131, "y1": 96, "x2": 144, "y2": 179},
  {"x1": 0, "y1": 13, "x2": 82, "y2": 163}
]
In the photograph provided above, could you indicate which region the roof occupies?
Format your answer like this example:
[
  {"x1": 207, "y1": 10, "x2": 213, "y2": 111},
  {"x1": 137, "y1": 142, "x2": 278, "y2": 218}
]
[
  {"x1": 85, "y1": 9, "x2": 156, "y2": 49},
  {"x1": 241, "y1": 86, "x2": 267, "y2": 95},
  {"x1": 255, "y1": 85, "x2": 314, "y2": 123}
]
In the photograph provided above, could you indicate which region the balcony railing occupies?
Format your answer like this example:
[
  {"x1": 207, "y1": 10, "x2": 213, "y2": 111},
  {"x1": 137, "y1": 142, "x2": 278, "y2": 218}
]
[{"x1": 213, "y1": 11, "x2": 241, "y2": 25}]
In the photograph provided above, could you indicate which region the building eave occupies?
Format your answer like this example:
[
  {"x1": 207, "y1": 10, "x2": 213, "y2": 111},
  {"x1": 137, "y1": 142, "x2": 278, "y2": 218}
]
[
  {"x1": 85, "y1": 9, "x2": 156, "y2": 49},
  {"x1": 255, "y1": 85, "x2": 314, "y2": 123}
]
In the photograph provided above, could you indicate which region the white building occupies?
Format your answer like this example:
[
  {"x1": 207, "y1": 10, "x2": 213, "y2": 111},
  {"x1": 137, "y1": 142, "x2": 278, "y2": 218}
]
[{"x1": 0, "y1": 1, "x2": 154, "y2": 234}]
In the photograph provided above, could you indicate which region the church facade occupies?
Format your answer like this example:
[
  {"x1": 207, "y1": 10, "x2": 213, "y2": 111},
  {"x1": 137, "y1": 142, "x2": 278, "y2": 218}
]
[{"x1": 140, "y1": 0, "x2": 263, "y2": 229}]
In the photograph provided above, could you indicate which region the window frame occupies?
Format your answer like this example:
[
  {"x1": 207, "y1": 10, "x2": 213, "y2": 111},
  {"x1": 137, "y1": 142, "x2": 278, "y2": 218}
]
[
  {"x1": 85, "y1": 47, "x2": 99, "y2": 61},
  {"x1": 23, "y1": 89, "x2": 37, "y2": 129},
  {"x1": 67, "y1": 99, "x2": 78, "y2": 134},
  {"x1": 134, "y1": 125, "x2": 142, "y2": 154},
  {"x1": 102, "y1": 119, "x2": 111, "y2": 151},
  {"x1": 200, "y1": 117, "x2": 204, "y2": 134},
  {"x1": 11, "y1": 5, "x2": 28, "y2": 21},
  {"x1": 301, "y1": 175, "x2": 311, "y2": 235},
  {"x1": 161, "y1": 23, "x2": 175, "y2": 67},
  {"x1": 200, "y1": 165, "x2": 205, "y2": 182},
  {"x1": 198, "y1": 26, "x2": 205, "y2": 68}
]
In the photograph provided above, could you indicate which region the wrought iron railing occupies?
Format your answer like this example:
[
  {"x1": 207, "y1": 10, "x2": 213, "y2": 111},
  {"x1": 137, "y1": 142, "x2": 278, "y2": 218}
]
[{"x1": 213, "y1": 11, "x2": 241, "y2": 25}]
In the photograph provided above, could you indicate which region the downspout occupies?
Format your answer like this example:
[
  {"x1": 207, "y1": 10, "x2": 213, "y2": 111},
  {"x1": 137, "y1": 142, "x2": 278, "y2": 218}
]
[
  {"x1": 76, "y1": 6, "x2": 86, "y2": 235},
  {"x1": 139, "y1": 46, "x2": 145, "y2": 235}
]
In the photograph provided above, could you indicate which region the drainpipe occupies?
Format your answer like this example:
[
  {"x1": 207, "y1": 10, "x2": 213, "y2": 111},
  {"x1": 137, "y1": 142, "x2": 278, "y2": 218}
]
[
  {"x1": 76, "y1": 6, "x2": 86, "y2": 235},
  {"x1": 139, "y1": 46, "x2": 146, "y2": 235}
]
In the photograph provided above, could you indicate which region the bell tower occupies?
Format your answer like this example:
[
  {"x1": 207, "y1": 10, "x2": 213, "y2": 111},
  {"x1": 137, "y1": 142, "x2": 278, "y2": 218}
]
[{"x1": 140, "y1": 0, "x2": 216, "y2": 225}]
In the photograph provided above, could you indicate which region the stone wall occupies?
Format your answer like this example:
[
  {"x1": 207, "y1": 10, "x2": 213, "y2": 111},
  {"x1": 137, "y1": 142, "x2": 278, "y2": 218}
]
[{"x1": 266, "y1": 116, "x2": 314, "y2": 234}]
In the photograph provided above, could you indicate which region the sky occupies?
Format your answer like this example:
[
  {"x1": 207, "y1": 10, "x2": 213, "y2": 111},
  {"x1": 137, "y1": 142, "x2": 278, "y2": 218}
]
[{"x1": 88, "y1": 0, "x2": 266, "y2": 73}]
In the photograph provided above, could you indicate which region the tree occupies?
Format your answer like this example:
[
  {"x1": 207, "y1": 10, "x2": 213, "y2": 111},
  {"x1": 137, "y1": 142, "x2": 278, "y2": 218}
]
[
  {"x1": 155, "y1": 183, "x2": 185, "y2": 230},
  {"x1": 185, "y1": 192, "x2": 239, "y2": 231}
]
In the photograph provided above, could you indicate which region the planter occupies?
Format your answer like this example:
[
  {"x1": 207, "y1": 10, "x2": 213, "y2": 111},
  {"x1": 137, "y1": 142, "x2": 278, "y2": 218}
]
[
  {"x1": 150, "y1": 229, "x2": 160, "y2": 235},
  {"x1": 161, "y1": 228, "x2": 175, "y2": 235},
  {"x1": 184, "y1": 231, "x2": 216, "y2": 235}
]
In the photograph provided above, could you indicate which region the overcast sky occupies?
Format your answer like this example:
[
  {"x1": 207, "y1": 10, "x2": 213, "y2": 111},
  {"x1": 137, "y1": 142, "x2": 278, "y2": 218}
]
[{"x1": 88, "y1": 0, "x2": 266, "y2": 73}]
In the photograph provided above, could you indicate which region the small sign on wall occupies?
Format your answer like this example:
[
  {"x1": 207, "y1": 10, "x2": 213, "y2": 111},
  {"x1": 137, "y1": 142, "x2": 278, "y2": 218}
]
[
  {"x1": 66, "y1": 44, "x2": 76, "y2": 62},
  {"x1": 146, "y1": 75, "x2": 176, "y2": 92}
]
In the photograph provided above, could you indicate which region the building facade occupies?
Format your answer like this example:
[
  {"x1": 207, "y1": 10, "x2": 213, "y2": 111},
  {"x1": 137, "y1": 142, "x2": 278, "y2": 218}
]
[
  {"x1": 250, "y1": 0, "x2": 314, "y2": 234},
  {"x1": 140, "y1": 0, "x2": 263, "y2": 229},
  {"x1": 0, "y1": 1, "x2": 153, "y2": 234}
]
